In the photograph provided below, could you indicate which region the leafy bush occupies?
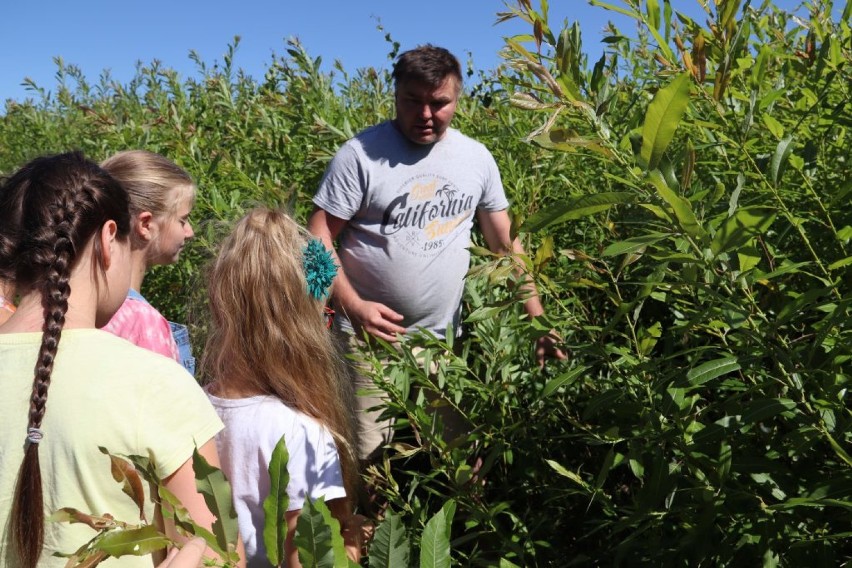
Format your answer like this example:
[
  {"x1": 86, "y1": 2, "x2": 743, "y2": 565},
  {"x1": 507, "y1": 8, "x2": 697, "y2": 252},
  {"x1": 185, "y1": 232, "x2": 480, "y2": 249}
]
[{"x1": 2, "y1": 1, "x2": 849, "y2": 565}]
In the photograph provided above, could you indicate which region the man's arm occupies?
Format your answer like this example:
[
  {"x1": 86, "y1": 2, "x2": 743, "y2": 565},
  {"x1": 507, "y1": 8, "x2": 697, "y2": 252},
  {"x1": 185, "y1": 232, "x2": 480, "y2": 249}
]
[
  {"x1": 307, "y1": 206, "x2": 407, "y2": 342},
  {"x1": 477, "y1": 209, "x2": 567, "y2": 368}
]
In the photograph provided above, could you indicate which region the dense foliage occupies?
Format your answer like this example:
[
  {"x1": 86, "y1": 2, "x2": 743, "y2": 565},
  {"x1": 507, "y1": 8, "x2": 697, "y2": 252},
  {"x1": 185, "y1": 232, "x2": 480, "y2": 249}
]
[{"x1": 2, "y1": 0, "x2": 849, "y2": 566}]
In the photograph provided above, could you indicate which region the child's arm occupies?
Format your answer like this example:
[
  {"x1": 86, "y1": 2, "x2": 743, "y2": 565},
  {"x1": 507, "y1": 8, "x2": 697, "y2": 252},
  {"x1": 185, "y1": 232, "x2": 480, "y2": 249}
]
[
  {"x1": 163, "y1": 439, "x2": 247, "y2": 567},
  {"x1": 329, "y1": 498, "x2": 365, "y2": 564},
  {"x1": 284, "y1": 509, "x2": 302, "y2": 567}
]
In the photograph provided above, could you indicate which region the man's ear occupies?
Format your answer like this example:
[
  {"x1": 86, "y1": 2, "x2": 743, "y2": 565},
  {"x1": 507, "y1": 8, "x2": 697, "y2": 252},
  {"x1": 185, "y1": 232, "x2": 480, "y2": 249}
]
[
  {"x1": 99, "y1": 220, "x2": 118, "y2": 270},
  {"x1": 136, "y1": 211, "x2": 155, "y2": 242}
]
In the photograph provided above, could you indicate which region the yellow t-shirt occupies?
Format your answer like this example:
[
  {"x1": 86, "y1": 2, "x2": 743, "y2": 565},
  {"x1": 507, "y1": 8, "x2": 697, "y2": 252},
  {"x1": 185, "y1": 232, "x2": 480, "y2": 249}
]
[{"x1": 0, "y1": 329, "x2": 224, "y2": 567}]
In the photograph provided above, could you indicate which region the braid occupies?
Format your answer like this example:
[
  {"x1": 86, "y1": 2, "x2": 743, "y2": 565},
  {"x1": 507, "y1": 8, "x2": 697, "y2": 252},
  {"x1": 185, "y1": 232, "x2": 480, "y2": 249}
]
[{"x1": 3, "y1": 152, "x2": 130, "y2": 568}]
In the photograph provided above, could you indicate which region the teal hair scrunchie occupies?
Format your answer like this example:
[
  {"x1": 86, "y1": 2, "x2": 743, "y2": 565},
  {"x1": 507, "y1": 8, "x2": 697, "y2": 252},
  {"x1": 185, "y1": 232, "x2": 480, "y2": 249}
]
[{"x1": 302, "y1": 238, "x2": 338, "y2": 300}]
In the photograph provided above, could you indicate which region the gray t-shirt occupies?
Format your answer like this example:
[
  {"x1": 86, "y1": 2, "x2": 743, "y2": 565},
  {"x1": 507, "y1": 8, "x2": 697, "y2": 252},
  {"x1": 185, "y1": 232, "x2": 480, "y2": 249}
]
[{"x1": 314, "y1": 121, "x2": 509, "y2": 337}]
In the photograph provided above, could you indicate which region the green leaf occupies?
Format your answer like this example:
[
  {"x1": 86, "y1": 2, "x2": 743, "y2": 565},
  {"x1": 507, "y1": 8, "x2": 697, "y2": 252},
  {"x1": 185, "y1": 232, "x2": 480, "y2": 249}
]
[
  {"x1": 295, "y1": 497, "x2": 348, "y2": 568},
  {"x1": 94, "y1": 525, "x2": 170, "y2": 557},
  {"x1": 602, "y1": 232, "x2": 669, "y2": 256},
  {"x1": 263, "y1": 435, "x2": 291, "y2": 567},
  {"x1": 542, "y1": 365, "x2": 588, "y2": 397},
  {"x1": 770, "y1": 136, "x2": 795, "y2": 185},
  {"x1": 640, "y1": 72, "x2": 691, "y2": 169},
  {"x1": 711, "y1": 207, "x2": 777, "y2": 256},
  {"x1": 369, "y1": 512, "x2": 410, "y2": 568},
  {"x1": 647, "y1": 170, "x2": 706, "y2": 239},
  {"x1": 420, "y1": 500, "x2": 456, "y2": 568},
  {"x1": 686, "y1": 357, "x2": 741, "y2": 388},
  {"x1": 761, "y1": 113, "x2": 784, "y2": 139},
  {"x1": 193, "y1": 447, "x2": 239, "y2": 554},
  {"x1": 740, "y1": 398, "x2": 797, "y2": 425},
  {"x1": 546, "y1": 459, "x2": 592, "y2": 492},
  {"x1": 828, "y1": 256, "x2": 852, "y2": 270},
  {"x1": 529, "y1": 128, "x2": 612, "y2": 156},
  {"x1": 522, "y1": 192, "x2": 634, "y2": 232}
]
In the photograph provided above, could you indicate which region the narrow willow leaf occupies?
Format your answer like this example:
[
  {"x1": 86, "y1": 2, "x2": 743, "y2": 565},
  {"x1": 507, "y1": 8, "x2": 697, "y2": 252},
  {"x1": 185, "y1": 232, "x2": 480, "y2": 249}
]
[
  {"x1": 95, "y1": 525, "x2": 170, "y2": 557},
  {"x1": 828, "y1": 256, "x2": 852, "y2": 270},
  {"x1": 420, "y1": 500, "x2": 455, "y2": 568},
  {"x1": 529, "y1": 128, "x2": 611, "y2": 156},
  {"x1": 263, "y1": 435, "x2": 291, "y2": 567},
  {"x1": 711, "y1": 207, "x2": 777, "y2": 256},
  {"x1": 740, "y1": 398, "x2": 797, "y2": 425},
  {"x1": 542, "y1": 365, "x2": 588, "y2": 397},
  {"x1": 193, "y1": 447, "x2": 240, "y2": 553},
  {"x1": 686, "y1": 357, "x2": 740, "y2": 388},
  {"x1": 589, "y1": 0, "x2": 640, "y2": 19},
  {"x1": 368, "y1": 512, "x2": 410, "y2": 568},
  {"x1": 509, "y1": 92, "x2": 556, "y2": 111},
  {"x1": 640, "y1": 72, "x2": 691, "y2": 169},
  {"x1": 727, "y1": 173, "x2": 745, "y2": 218},
  {"x1": 522, "y1": 192, "x2": 634, "y2": 232},
  {"x1": 647, "y1": 170, "x2": 706, "y2": 239},
  {"x1": 546, "y1": 459, "x2": 591, "y2": 490},
  {"x1": 770, "y1": 136, "x2": 795, "y2": 185},
  {"x1": 602, "y1": 232, "x2": 669, "y2": 256}
]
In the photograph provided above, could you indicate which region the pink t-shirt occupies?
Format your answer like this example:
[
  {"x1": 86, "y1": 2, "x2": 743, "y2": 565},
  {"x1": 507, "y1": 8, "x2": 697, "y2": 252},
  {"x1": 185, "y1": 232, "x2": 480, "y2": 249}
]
[{"x1": 103, "y1": 293, "x2": 180, "y2": 362}]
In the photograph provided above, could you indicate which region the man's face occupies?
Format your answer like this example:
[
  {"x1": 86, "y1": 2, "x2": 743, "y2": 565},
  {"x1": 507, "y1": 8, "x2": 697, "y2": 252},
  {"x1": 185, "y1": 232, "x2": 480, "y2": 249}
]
[{"x1": 394, "y1": 76, "x2": 460, "y2": 145}]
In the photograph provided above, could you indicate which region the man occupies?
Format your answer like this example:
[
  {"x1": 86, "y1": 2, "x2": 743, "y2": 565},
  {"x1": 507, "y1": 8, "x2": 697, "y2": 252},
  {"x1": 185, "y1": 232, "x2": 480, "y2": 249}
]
[{"x1": 308, "y1": 44, "x2": 564, "y2": 462}]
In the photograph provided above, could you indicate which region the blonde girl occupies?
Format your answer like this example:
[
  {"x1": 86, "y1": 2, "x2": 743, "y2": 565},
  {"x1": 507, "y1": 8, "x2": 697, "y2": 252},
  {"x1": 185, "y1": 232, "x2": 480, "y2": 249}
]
[
  {"x1": 204, "y1": 207, "x2": 362, "y2": 567},
  {"x1": 0, "y1": 152, "x2": 237, "y2": 567},
  {"x1": 100, "y1": 150, "x2": 197, "y2": 373}
]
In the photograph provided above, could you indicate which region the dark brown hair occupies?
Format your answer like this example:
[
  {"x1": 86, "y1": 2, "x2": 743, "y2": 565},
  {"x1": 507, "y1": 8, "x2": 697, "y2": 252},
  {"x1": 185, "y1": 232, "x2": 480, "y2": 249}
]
[
  {"x1": 0, "y1": 151, "x2": 130, "y2": 568},
  {"x1": 391, "y1": 44, "x2": 462, "y2": 91}
]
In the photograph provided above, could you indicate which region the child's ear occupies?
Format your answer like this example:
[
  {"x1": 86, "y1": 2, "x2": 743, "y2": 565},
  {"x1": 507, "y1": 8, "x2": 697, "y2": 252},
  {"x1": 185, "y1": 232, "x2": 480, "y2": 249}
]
[
  {"x1": 136, "y1": 211, "x2": 155, "y2": 242},
  {"x1": 99, "y1": 220, "x2": 118, "y2": 269}
]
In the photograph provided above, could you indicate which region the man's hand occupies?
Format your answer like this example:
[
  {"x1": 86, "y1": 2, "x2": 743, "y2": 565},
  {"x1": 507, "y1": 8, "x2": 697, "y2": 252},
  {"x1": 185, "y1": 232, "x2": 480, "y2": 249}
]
[
  {"x1": 347, "y1": 298, "x2": 406, "y2": 342},
  {"x1": 536, "y1": 331, "x2": 567, "y2": 369}
]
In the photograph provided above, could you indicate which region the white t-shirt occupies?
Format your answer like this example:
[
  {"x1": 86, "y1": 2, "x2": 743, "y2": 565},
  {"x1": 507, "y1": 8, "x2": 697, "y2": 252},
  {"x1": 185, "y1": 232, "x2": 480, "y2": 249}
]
[{"x1": 207, "y1": 394, "x2": 346, "y2": 567}]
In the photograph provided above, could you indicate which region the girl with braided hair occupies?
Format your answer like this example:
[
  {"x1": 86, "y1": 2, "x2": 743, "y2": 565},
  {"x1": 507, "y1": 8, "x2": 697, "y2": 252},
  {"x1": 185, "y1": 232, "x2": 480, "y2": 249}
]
[
  {"x1": 203, "y1": 207, "x2": 364, "y2": 567},
  {"x1": 0, "y1": 152, "x2": 239, "y2": 568}
]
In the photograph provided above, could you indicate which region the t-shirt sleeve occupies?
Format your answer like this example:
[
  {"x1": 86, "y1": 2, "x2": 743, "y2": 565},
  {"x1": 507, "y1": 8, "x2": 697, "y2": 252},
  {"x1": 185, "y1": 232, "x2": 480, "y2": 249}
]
[
  {"x1": 476, "y1": 147, "x2": 510, "y2": 212},
  {"x1": 312, "y1": 143, "x2": 366, "y2": 221},
  {"x1": 137, "y1": 358, "x2": 224, "y2": 479},
  {"x1": 103, "y1": 299, "x2": 180, "y2": 362},
  {"x1": 285, "y1": 421, "x2": 346, "y2": 510}
]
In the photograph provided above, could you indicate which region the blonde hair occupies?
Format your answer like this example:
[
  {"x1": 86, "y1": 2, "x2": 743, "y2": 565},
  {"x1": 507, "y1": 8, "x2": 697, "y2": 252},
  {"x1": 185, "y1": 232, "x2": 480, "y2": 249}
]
[
  {"x1": 100, "y1": 150, "x2": 195, "y2": 247},
  {"x1": 203, "y1": 207, "x2": 359, "y2": 498}
]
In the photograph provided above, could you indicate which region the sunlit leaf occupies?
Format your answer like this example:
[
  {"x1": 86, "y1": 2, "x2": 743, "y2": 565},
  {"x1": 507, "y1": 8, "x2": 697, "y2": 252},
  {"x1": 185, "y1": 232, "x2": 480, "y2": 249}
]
[
  {"x1": 192, "y1": 448, "x2": 239, "y2": 553},
  {"x1": 640, "y1": 72, "x2": 691, "y2": 169},
  {"x1": 647, "y1": 170, "x2": 706, "y2": 239},
  {"x1": 685, "y1": 357, "x2": 740, "y2": 388},
  {"x1": 420, "y1": 500, "x2": 455, "y2": 568},
  {"x1": 602, "y1": 232, "x2": 669, "y2": 256},
  {"x1": 522, "y1": 192, "x2": 634, "y2": 232},
  {"x1": 770, "y1": 136, "x2": 795, "y2": 185},
  {"x1": 94, "y1": 525, "x2": 170, "y2": 557},
  {"x1": 263, "y1": 435, "x2": 291, "y2": 567},
  {"x1": 711, "y1": 207, "x2": 776, "y2": 256}
]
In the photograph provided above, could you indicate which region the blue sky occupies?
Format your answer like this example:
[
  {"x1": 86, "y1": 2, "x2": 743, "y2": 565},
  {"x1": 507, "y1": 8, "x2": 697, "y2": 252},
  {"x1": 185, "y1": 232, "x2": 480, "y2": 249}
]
[{"x1": 2, "y1": 1, "x2": 808, "y2": 104}]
